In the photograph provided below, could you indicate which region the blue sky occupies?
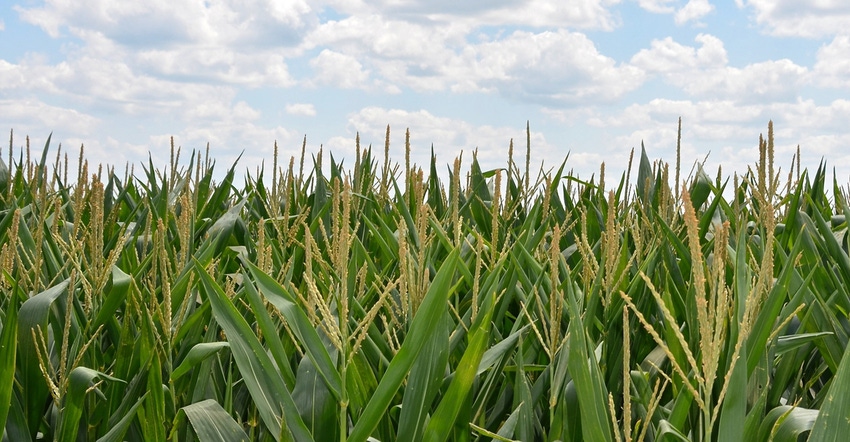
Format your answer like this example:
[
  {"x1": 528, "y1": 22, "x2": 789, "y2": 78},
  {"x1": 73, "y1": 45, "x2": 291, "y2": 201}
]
[{"x1": 2, "y1": 0, "x2": 849, "y2": 184}]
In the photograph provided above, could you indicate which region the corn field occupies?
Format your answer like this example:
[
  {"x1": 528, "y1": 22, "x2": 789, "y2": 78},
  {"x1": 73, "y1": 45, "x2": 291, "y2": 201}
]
[{"x1": 1, "y1": 122, "x2": 850, "y2": 441}]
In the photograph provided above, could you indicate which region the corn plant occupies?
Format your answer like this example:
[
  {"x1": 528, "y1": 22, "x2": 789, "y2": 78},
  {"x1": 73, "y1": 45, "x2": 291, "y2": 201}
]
[{"x1": 1, "y1": 122, "x2": 850, "y2": 441}]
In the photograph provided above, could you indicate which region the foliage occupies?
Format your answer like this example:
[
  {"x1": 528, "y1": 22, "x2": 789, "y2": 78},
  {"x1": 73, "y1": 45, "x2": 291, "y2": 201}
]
[{"x1": 2, "y1": 123, "x2": 850, "y2": 441}]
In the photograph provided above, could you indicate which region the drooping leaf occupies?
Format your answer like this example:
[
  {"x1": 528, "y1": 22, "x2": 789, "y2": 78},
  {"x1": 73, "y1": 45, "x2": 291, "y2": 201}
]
[{"x1": 182, "y1": 399, "x2": 250, "y2": 442}]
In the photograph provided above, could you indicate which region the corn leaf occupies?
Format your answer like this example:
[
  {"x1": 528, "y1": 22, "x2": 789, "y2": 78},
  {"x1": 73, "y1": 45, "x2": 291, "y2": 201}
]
[
  {"x1": 195, "y1": 260, "x2": 313, "y2": 442},
  {"x1": 348, "y1": 249, "x2": 461, "y2": 442},
  {"x1": 0, "y1": 280, "x2": 18, "y2": 442},
  {"x1": 183, "y1": 399, "x2": 250, "y2": 442}
]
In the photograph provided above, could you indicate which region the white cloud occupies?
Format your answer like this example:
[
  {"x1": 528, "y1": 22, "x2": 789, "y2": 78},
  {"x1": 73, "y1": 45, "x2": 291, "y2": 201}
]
[
  {"x1": 308, "y1": 21, "x2": 644, "y2": 103},
  {"x1": 674, "y1": 0, "x2": 714, "y2": 25},
  {"x1": 631, "y1": 34, "x2": 807, "y2": 102},
  {"x1": 814, "y1": 35, "x2": 850, "y2": 88},
  {"x1": 0, "y1": 98, "x2": 100, "y2": 136},
  {"x1": 148, "y1": 121, "x2": 300, "y2": 175},
  {"x1": 323, "y1": 0, "x2": 619, "y2": 30},
  {"x1": 305, "y1": 14, "x2": 464, "y2": 91},
  {"x1": 631, "y1": 33, "x2": 727, "y2": 72},
  {"x1": 463, "y1": 30, "x2": 645, "y2": 104},
  {"x1": 134, "y1": 48, "x2": 295, "y2": 87},
  {"x1": 584, "y1": 98, "x2": 850, "y2": 180},
  {"x1": 637, "y1": 0, "x2": 678, "y2": 14},
  {"x1": 0, "y1": 18, "x2": 5, "y2": 31},
  {"x1": 470, "y1": 0, "x2": 620, "y2": 30},
  {"x1": 308, "y1": 49, "x2": 373, "y2": 89},
  {"x1": 285, "y1": 103, "x2": 317, "y2": 116},
  {"x1": 635, "y1": 0, "x2": 714, "y2": 25},
  {"x1": 14, "y1": 0, "x2": 305, "y2": 90},
  {"x1": 739, "y1": 0, "x2": 850, "y2": 38},
  {"x1": 16, "y1": 0, "x2": 315, "y2": 46},
  {"x1": 326, "y1": 106, "x2": 556, "y2": 173}
]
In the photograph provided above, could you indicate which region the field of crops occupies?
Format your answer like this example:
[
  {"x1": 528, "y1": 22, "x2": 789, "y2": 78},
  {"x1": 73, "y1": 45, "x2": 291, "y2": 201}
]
[{"x1": 1, "y1": 122, "x2": 850, "y2": 441}]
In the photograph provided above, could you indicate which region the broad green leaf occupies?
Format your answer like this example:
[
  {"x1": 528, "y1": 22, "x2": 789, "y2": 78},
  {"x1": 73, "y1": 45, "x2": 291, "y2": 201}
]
[
  {"x1": 775, "y1": 332, "x2": 833, "y2": 355},
  {"x1": 0, "y1": 281, "x2": 18, "y2": 442},
  {"x1": 183, "y1": 399, "x2": 250, "y2": 442},
  {"x1": 17, "y1": 279, "x2": 70, "y2": 439},
  {"x1": 397, "y1": 310, "x2": 450, "y2": 442},
  {"x1": 242, "y1": 259, "x2": 342, "y2": 399},
  {"x1": 495, "y1": 404, "x2": 524, "y2": 440},
  {"x1": 91, "y1": 266, "x2": 132, "y2": 332},
  {"x1": 96, "y1": 393, "x2": 147, "y2": 442},
  {"x1": 422, "y1": 289, "x2": 495, "y2": 442},
  {"x1": 348, "y1": 249, "x2": 461, "y2": 442},
  {"x1": 758, "y1": 405, "x2": 818, "y2": 442},
  {"x1": 512, "y1": 344, "x2": 534, "y2": 442},
  {"x1": 172, "y1": 342, "x2": 230, "y2": 380},
  {"x1": 717, "y1": 340, "x2": 747, "y2": 441},
  {"x1": 476, "y1": 325, "x2": 528, "y2": 376},
  {"x1": 291, "y1": 333, "x2": 339, "y2": 442},
  {"x1": 656, "y1": 420, "x2": 690, "y2": 441},
  {"x1": 194, "y1": 260, "x2": 313, "y2": 442},
  {"x1": 241, "y1": 271, "x2": 296, "y2": 389},
  {"x1": 637, "y1": 143, "x2": 655, "y2": 208},
  {"x1": 809, "y1": 334, "x2": 850, "y2": 442},
  {"x1": 56, "y1": 367, "x2": 123, "y2": 442},
  {"x1": 565, "y1": 278, "x2": 613, "y2": 442}
]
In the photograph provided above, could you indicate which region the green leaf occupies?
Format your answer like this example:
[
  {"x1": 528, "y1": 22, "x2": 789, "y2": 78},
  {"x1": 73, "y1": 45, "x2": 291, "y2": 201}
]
[
  {"x1": 422, "y1": 289, "x2": 496, "y2": 442},
  {"x1": 17, "y1": 279, "x2": 71, "y2": 439},
  {"x1": 657, "y1": 420, "x2": 690, "y2": 441},
  {"x1": 56, "y1": 367, "x2": 123, "y2": 442},
  {"x1": 182, "y1": 399, "x2": 250, "y2": 442},
  {"x1": 397, "y1": 310, "x2": 450, "y2": 442},
  {"x1": 759, "y1": 405, "x2": 818, "y2": 442},
  {"x1": 348, "y1": 249, "x2": 461, "y2": 442},
  {"x1": 565, "y1": 279, "x2": 613, "y2": 442},
  {"x1": 91, "y1": 266, "x2": 133, "y2": 332},
  {"x1": 476, "y1": 325, "x2": 528, "y2": 376},
  {"x1": 637, "y1": 143, "x2": 656, "y2": 207},
  {"x1": 291, "y1": 333, "x2": 339, "y2": 442},
  {"x1": 0, "y1": 281, "x2": 18, "y2": 442},
  {"x1": 194, "y1": 260, "x2": 313, "y2": 442},
  {"x1": 172, "y1": 342, "x2": 231, "y2": 380},
  {"x1": 809, "y1": 333, "x2": 850, "y2": 442},
  {"x1": 775, "y1": 332, "x2": 833, "y2": 355},
  {"x1": 242, "y1": 259, "x2": 342, "y2": 399},
  {"x1": 96, "y1": 393, "x2": 147, "y2": 442}
]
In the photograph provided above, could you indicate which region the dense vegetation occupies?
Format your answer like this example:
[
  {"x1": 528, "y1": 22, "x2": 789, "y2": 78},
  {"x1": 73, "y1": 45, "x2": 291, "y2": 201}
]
[{"x1": 1, "y1": 122, "x2": 850, "y2": 441}]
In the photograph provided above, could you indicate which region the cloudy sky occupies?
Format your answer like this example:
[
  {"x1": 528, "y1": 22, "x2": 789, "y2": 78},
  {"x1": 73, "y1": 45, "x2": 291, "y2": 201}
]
[{"x1": 2, "y1": 0, "x2": 849, "y2": 185}]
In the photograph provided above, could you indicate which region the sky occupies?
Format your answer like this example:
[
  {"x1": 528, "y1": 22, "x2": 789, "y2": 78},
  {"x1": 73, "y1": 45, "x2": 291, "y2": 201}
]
[{"x1": 2, "y1": 0, "x2": 850, "y2": 187}]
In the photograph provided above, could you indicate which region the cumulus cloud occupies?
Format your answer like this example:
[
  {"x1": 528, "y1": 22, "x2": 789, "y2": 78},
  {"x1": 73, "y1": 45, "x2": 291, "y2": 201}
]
[
  {"x1": 585, "y1": 97, "x2": 850, "y2": 180},
  {"x1": 323, "y1": 0, "x2": 619, "y2": 30},
  {"x1": 14, "y1": 0, "x2": 305, "y2": 89},
  {"x1": 631, "y1": 33, "x2": 727, "y2": 71},
  {"x1": 674, "y1": 0, "x2": 714, "y2": 25},
  {"x1": 631, "y1": 34, "x2": 807, "y2": 102},
  {"x1": 738, "y1": 0, "x2": 850, "y2": 38},
  {"x1": 463, "y1": 30, "x2": 646, "y2": 104},
  {"x1": 308, "y1": 49, "x2": 373, "y2": 89},
  {"x1": 325, "y1": 106, "x2": 556, "y2": 172},
  {"x1": 635, "y1": 0, "x2": 714, "y2": 25},
  {"x1": 16, "y1": 0, "x2": 315, "y2": 47},
  {"x1": 636, "y1": 0, "x2": 678, "y2": 14},
  {"x1": 285, "y1": 103, "x2": 317, "y2": 117},
  {"x1": 305, "y1": 14, "x2": 463, "y2": 91},
  {"x1": 0, "y1": 98, "x2": 100, "y2": 136},
  {"x1": 814, "y1": 35, "x2": 850, "y2": 88},
  {"x1": 308, "y1": 21, "x2": 644, "y2": 104}
]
